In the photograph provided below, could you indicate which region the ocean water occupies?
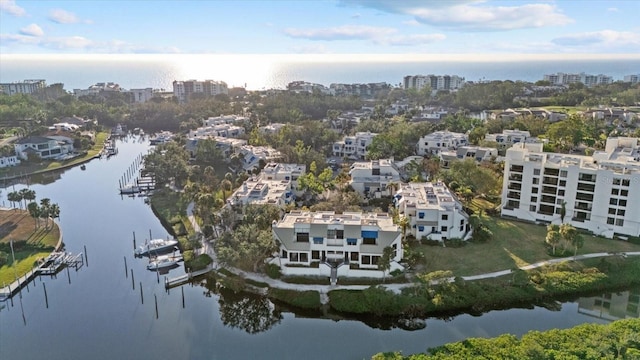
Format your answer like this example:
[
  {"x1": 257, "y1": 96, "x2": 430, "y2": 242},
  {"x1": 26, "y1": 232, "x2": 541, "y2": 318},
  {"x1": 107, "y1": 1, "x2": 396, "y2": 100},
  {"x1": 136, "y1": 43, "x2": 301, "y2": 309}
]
[{"x1": 0, "y1": 54, "x2": 638, "y2": 91}]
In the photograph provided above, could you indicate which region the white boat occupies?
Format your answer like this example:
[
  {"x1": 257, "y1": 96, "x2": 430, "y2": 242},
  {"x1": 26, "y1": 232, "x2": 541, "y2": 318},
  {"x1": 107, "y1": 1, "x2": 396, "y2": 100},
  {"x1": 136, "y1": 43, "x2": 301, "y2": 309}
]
[
  {"x1": 146, "y1": 254, "x2": 183, "y2": 270},
  {"x1": 134, "y1": 238, "x2": 179, "y2": 257},
  {"x1": 120, "y1": 185, "x2": 140, "y2": 194}
]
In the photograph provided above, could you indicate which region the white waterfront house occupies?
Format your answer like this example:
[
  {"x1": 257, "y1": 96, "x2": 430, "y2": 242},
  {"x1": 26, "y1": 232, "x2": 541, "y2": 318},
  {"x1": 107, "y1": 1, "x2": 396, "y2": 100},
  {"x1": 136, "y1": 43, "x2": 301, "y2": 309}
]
[
  {"x1": 228, "y1": 163, "x2": 305, "y2": 208},
  {"x1": 0, "y1": 155, "x2": 20, "y2": 168},
  {"x1": 348, "y1": 158, "x2": 401, "y2": 198},
  {"x1": 501, "y1": 138, "x2": 640, "y2": 238},
  {"x1": 416, "y1": 131, "x2": 468, "y2": 156},
  {"x1": 203, "y1": 115, "x2": 247, "y2": 126},
  {"x1": 394, "y1": 182, "x2": 471, "y2": 241},
  {"x1": 332, "y1": 132, "x2": 378, "y2": 160},
  {"x1": 271, "y1": 211, "x2": 404, "y2": 279},
  {"x1": 237, "y1": 145, "x2": 283, "y2": 173},
  {"x1": 188, "y1": 124, "x2": 245, "y2": 139},
  {"x1": 14, "y1": 136, "x2": 74, "y2": 160}
]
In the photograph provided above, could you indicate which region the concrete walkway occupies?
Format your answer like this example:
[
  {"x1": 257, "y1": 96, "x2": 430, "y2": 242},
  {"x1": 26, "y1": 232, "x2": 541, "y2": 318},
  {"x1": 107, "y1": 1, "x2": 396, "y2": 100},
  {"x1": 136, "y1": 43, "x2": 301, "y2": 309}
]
[{"x1": 183, "y1": 203, "x2": 640, "y2": 298}]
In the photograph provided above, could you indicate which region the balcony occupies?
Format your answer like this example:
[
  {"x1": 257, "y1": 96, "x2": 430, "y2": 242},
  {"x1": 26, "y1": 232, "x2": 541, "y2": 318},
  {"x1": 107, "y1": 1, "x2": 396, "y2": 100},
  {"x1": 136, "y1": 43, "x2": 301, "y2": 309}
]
[
  {"x1": 577, "y1": 183, "x2": 595, "y2": 192},
  {"x1": 578, "y1": 174, "x2": 596, "y2": 182},
  {"x1": 544, "y1": 168, "x2": 559, "y2": 176},
  {"x1": 542, "y1": 186, "x2": 556, "y2": 195},
  {"x1": 576, "y1": 192, "x2": 594, "y2": 201},
  {"x1": 509, "y1": 174, "x2": 523, "y2": 182},
  {"x1": 541, "y1": 195, "x2": 556, "y2": 204},
  {"x1": 326, "y1": 239, "x2": 344, "y2": 247},
  {"x1": 510, "y1": 165, "x2": 523, "y2": 173},
  {"x1": 543, "y1": 177, "x2": 558, "y2": 185},
  {"x1": 507, "y1": 191, "x2": 521, "y2": 199},
  {"x1": 508, "y1": 183, "x2": 522, "y2": 191}
]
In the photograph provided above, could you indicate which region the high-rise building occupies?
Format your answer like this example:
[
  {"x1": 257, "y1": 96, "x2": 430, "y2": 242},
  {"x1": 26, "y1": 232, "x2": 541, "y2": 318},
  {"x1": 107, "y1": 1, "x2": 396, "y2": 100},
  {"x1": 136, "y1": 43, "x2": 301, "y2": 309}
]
[
  {"x1": 172, "y1": 79, "x2": 228, "y2": 102},
  {"x1": 403, "y1": 75, "x2": 465, "y2": 91},
  {"x1": 0, "y1": 79, "x2": 46, "y2": 95}
]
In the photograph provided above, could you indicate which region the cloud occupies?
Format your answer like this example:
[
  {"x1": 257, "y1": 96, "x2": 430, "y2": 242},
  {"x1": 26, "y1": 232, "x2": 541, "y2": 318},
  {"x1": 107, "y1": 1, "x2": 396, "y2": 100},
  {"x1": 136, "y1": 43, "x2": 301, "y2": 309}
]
[
  {"x1": 0, "y1": 0, "x2": 26, "y2": 16},
  {"x1": 0, "y1": 32, "x2": 181, "y2": 53},
  {"x1": 19, "y1": 24, "x2": 44, "y2": 37},
  {"x1": 49, "y1": 8, "x2": 87, "y2": 24},
  {"x1": 552, "y1": 30, "x2": 640, "y2": 48},
  {"x1": 607, "y1": 7, "x2": 618, "y2": 12},
  {"x1": 351, "y1": 12, "x2": 361, "y2": 18},
  {"x1": 383, "y1": 33, "x2": 446, "y2": 46},
  {"x1": 402, "y1": 19, "x2": 421, "y2": 26},
  {"x1": 340, "y1": 0, "x2": 573, "y2": 31},
  {"x1": 284, "y1": 25, "x2": 396, "y2": 41}
]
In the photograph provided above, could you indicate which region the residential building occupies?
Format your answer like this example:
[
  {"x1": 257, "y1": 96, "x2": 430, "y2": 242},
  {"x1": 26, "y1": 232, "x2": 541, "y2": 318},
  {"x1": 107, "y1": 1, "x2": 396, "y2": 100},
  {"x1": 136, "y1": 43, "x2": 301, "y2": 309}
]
[
  {"x1": 127, "y1": 88, "x2": 154, "y2": 103},
  {"x1": 485, "y1": 129, "x2": 536, "y2": 151},
  {"x1": 188, "y1": 124, "x2": 245, "y2": 139},
  {"x1": 349, "y1": 158, "x2": 402, "y2": 198},
  {"x1": 403, "y1": 75, "x2": 465, "y2": 92},
  {"x1": 329, "y1": 82, "x2": 390, "y2": 97},
  {"x1": 203, "y1": 115, "x2": 247, "y2": 126},
  {"x1": 258, "y1": 123, "x2": 286, "y2": 134},
  {"x1": 0, "y1": 79, "x2": 46, "y2": 95},
  {"x1": 14, "y1": 136, "x2": 74, "y2": 160},
  {"x1": 73, "y1": 82, "x2": 121, "y2": 97},
  {"x1": 416, "y1": 131, "x2": 468, "y2": 156},
  {"x1": 286, "y1": 81, "x2": 330, "y2": 94},
  {"x1": 238, "y1": 145, "x2": 283, "y2": 173},
  {"x1": 270, "y1": 211, "x2": 404, "y2": 279},
  {"x1": 172, "y1": 79, "x2": 228, "y2": 102},
  {"x1": 185, "y1": 136, "x2": 246, "y2": 159},
  {"x1": 501, "y1": 138, "x2": 640, "y2": 238},
  {"x1": 394, "y1": 182, "x2": 470, "y2": 241},
  {"x1": 624, "y1": 74, "x2": 640, "y2": 84},
  {"x1": 542, "y1": 72, "x2": 613, "y2": 86},
  {"x1": 228, "y1": 163, "x2": 305, "y2": 208},
  {"x1": 332, "y1": 131, "x2": 378, "y2": 160},
  {"x1": 0, "y1": 155, "x2": 20, "y2": 168},
  {"x1": 439, "y1": 146, "x2": 498, "y2": 168}
]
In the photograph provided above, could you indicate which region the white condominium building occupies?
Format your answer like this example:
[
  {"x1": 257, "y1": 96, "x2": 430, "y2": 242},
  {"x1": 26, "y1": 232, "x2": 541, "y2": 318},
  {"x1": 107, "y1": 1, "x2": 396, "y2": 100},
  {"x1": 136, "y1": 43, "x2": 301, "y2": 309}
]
[
  {"x1": 228, "y1": 163, "x2": 306, "y2": 208},
  {"x1": 271, "y1": 211, "x2": 404, "y2": 279},
  {"x1": 173, "y1": 79, "x2": 228, "y2": 102},
  {"x1": 349, "y1": 158, "x2": 401, "y2": 198},
  {"x1": 439, "y1": 146, "x2": 498, "y2": 168},
  {"x1": 394, "y1": 182, "x2": 470, "y2": 241},
  {"x1": 501, "y1": 138, "x2": 640, "y2": 238},
  {"x1": 543, "y1": 72, "x2": 613, "y2": 87},
  {"x1": 416, "y1": 131, "x2": 468, "y2": 156},
  {"x1": 332, "y1": 132, "x2": 378, "y2": 160},
  {"x1": 485, "y1": 129, "x2": 537, "y2": 151},
  {"x1": 0, "y1": 79, "x2": 46, "y2": 95},
  {"x1": 403, "y1": 75, "x2": 465, "y2": 91}
]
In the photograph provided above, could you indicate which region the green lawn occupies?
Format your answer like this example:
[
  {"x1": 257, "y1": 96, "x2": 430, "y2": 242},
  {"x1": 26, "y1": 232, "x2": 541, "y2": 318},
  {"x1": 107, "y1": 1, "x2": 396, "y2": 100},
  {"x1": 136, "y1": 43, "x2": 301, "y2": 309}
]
[{"x1": 417, "y1": 215, "x2": 640, "y2": 277}]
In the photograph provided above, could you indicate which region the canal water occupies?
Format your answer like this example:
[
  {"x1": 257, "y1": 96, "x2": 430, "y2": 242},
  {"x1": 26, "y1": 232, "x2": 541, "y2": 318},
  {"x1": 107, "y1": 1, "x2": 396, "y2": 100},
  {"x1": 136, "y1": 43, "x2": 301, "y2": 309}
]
[{"x1": 0, "y1": 136, "x2": 637, "y2": 360}]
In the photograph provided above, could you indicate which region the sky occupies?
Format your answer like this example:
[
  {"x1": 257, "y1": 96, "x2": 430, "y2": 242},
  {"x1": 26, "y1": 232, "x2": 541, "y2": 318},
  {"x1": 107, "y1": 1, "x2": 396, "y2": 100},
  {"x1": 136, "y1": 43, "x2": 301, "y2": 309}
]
[{"x1": 0, "y1": 0, "x2": 639, "y2": 55}]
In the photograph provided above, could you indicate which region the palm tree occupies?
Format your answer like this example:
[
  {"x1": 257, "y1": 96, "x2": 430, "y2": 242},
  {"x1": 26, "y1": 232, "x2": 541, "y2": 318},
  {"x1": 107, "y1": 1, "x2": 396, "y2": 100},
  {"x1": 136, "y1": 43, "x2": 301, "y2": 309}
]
[
  {"x1": 546, "y1": 224, "x2": 561, "y2": 255},
  {"x1": 39, "y1": 198, "x2": 51, "y2": 229},
  {"x1": 7, "y1": 191, "x2": 21, "y2": 209},
  {"x1": 398, "y1": 215, "x2": 410, "y2": 243},
  {"x1": 27, "y1": 202, "x2": 41, "y2": 229},
  {"x1": 220, "y1": 179, "x2": 233, "y2": 201},
  {"x1": 49, "y1": 203, "x2": 60, "y2": 224},
  {"x1": 19, "y1": 188, "x2": 34, "y2": 209}
]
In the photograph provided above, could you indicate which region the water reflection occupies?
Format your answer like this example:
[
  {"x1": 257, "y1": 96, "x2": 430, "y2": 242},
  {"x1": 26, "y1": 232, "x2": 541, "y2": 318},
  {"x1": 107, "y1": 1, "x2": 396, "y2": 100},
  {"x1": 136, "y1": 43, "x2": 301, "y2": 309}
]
[{"x1": 578, "y1": 289, "x2": 640, "y2": 321}]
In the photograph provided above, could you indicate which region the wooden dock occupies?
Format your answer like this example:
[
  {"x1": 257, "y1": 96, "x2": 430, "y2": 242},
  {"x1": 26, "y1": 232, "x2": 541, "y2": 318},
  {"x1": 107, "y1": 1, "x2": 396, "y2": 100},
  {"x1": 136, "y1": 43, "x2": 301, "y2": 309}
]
[
  {"x1": 164, "y1": 266, "x2": 212, "y2": 289},
  {"x1": 0, "y1": 251, "x2": 84, "y2": 301}
]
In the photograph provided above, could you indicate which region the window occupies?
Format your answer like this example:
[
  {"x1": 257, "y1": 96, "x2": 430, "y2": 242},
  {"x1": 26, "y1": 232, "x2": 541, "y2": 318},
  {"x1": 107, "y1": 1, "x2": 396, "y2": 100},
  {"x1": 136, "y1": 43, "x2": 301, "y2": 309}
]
[
  {"x1": 616, "y1": 219, "x2": 624, "y2": 227},
  {"x1": 361, "y1": 255, "x2": 371, "y2": 265},
  {"x1": 346, "y1": 238, "x2": 357, "y2": 245},
  {"x1": 560, "y1": 170, "x2": 567, "y2": 177},
  {"x1": 312, "y1": 251, "x2": 320, "y2": 260},
  {"x1": 621, "y1": 190, "x2": 628, "y2": 197},
  {"x1": 534, "y1": 169, "x2": 540, "y2": 175},
  {"x1": 363, "y1": 237, "x2": 376, "y2": 245},
  {"x1": 617, "y1": 209, "x2": 625, "y2": 216},
  {"x1": 296, "y1": 232, "x2": 309, "y2": 242},
  {"x1": 559, "y1": 180, "x2": 566, "y2": 187},
  {"x1": 533, "y1": 178, "x2": 539, "y2": 184},
  {"x1": 327, "y1": 229, "x2": 336, "y2": 239},
  {"x1": 372, "y1": 168, "x2": 380, "y2": 175},
  {"x1": 612, "y1": 188, "x2": 620, "y2": 195},
  {"x1": 620, "y1": 199, "x2": 627, "y2": 207},
  {"x1": 418, "y1": 226, "x2": 424, "y2": 231},
  {"x1": 613, "y1": 178, "x2": 621, "y2": 185},
  {"x1": 607, "y1": 217, "x2": 615, "y2": 225},
  {"x1": 282, "y1": 250, "x2": 287, "y2": 258},
  {"x1": 418, "y1": 212, "x2": 425, "y2": 219},
  {"x1": 289, "y1": 252, "x2": 299, "y2": 262},
  {"x1": 350, "y1": 252, "x2": 359, "y2": 261},
  {"x1": 441, "y1": 226, "x2": 447, "y2": 232},
  {"x1": 622, "y1": 179, "x2": 630, "y2": 186},
  {"x1": 530, "y1": 205, "x2": 536, "y2": 212},
  {"x1": 460, "y1": 219, "x2": 464, "y2": 225},
  {"x1": 313, "y1": 237, "x2": 323, "y2": 244},
  {"x1": 558, "y1": 190, "x2": 565, "y2": 196},
  {"x1": 609, "y1": 208, "x2": 616, "y2": 215},
  {"x1": 371, "y1": 256, "x2": 380, "y2": 265},
  {"x1": 300, "y1": 253, "x2": 308, "y2": 262},
  {"x1": 442, "y1": 214, "x2": 448, "y2": 220},
  {"x1": 336, "y1": 229, "x2": 344, "y2": 239},
  {"x1": 532, "y1": 187, "x2": 539, "y2": 193},
  {"x1": 610, "y1": 198, "x2": 618, "y2": 205}
]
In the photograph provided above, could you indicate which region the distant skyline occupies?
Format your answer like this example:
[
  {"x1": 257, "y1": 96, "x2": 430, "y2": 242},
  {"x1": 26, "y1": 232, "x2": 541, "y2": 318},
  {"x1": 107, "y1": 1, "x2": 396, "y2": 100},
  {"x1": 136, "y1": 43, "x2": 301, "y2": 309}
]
[{"x1": 1, "y1": 0, "x2": 639, "y2": 55}]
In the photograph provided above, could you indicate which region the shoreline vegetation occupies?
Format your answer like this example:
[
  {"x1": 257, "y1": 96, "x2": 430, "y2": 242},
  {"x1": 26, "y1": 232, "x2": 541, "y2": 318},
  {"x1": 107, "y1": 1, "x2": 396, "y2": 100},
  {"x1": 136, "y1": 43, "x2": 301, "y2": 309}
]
[
  {"x1": 373, "y1": 318, "x2": 640, "y2": 359},
  {"x1": 0, "y1": 209, "x2": 60, "y2": 286}
]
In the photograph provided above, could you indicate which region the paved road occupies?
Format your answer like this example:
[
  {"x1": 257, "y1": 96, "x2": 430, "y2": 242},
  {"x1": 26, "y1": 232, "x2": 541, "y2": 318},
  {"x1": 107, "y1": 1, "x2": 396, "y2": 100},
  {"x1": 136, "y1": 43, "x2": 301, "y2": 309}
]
[{"x1": 184, "y1": 202, "x2": 640, "y2": 299}]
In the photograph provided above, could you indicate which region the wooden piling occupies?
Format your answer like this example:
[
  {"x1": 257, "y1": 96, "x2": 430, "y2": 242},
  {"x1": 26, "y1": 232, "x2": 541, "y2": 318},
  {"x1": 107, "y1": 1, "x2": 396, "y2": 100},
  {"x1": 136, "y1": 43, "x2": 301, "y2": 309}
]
[
  {"x1": 84, "y1": 245, "x2": 88, "y2": 266},
  {"x1": 149, "y1": 229, "x2": 152, "y2": 240},
  {"x1": 154, "y1": 294, "x2": 158, "y2": 319},
  {"x1": 156, "y1": 269, "x2": 159, "y2": 283},
  {"x1": 43, "y1": 282, "x2": 48, "y2": 308},
  {"x1": 181, "y1": 287, "x2": 185, "y2": 308},
  {"x1": 131, "y1": 269, "x2": 135, "y2": 290},
  {"x1": 66, "y1": 266, "x2": 71, "y2": 284},
  {"x1": 133, "y1": 231, "x2": 137, "y2": 250},
  {"x1": 140, "y1": 282, "x2": 144, "y2": 304},
  {"x1": 124, "y1": 256, "x2": 128, "y2": 278}
]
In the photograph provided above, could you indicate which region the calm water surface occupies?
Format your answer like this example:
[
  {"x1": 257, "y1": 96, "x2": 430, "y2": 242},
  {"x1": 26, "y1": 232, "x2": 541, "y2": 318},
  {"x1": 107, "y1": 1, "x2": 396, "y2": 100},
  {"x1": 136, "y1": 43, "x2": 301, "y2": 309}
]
[{"x1": 0, "y1": 137, "x2": 636, "y2": 360}]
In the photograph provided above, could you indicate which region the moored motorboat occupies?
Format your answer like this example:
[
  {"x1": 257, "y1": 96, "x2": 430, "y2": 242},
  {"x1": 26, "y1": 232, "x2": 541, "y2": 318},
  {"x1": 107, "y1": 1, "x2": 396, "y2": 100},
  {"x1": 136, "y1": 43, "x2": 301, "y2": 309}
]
[
  {"x1": 146, "y1": 254, "x2": 183, "y2": 270},
  {"x1": 134, "y1": 238, "x2": 179, "y2": 257}
]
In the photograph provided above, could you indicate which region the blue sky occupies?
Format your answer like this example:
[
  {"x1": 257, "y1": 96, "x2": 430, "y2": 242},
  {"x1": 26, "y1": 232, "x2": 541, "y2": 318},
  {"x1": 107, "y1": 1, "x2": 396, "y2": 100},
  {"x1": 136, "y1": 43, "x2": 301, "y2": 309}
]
[{"x1": 1, "y1": 0, "x2": 639, "y2": 54}]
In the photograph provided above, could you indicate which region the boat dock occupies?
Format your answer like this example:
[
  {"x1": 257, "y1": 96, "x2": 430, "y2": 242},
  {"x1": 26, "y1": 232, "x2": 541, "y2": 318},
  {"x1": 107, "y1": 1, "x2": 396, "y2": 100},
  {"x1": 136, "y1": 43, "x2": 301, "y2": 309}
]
[
  {"x1": 118, "y1": 153, "x2": 155, "y2": 195},
  {"x1": 164, "y1": 266, "x2": 212, "y2": 289},
  {"x1": 0, "y1": 251, "x2": 85, "y2": 301}
]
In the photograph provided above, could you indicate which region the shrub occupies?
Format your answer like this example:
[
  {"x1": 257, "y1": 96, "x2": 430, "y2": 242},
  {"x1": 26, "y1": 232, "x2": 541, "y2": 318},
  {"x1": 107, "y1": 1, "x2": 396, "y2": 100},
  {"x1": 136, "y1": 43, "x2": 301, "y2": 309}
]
[
  {"x1": 421, "y1": 238, "x2": 442, "y2": 246},
  {"x1": 444, "y1": 238, "x2": 465, "y2": 248},
  {"x1": 265, "y1": 263, "x2": 282, "y2": 279}
]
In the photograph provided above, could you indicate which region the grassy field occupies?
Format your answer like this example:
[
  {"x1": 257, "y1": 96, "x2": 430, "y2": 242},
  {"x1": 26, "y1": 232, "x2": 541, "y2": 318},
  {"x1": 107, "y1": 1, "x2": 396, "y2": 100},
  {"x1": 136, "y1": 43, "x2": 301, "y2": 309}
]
[
  {"x1": 0, "y1": 209, "x2": 60, "y2": 285},
  {"x1": 416, "y1": 214, "x2": 640, "y2": 277},
  {"x1": 0, "y1": 131, "x2": 109, "y2": 179}
]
